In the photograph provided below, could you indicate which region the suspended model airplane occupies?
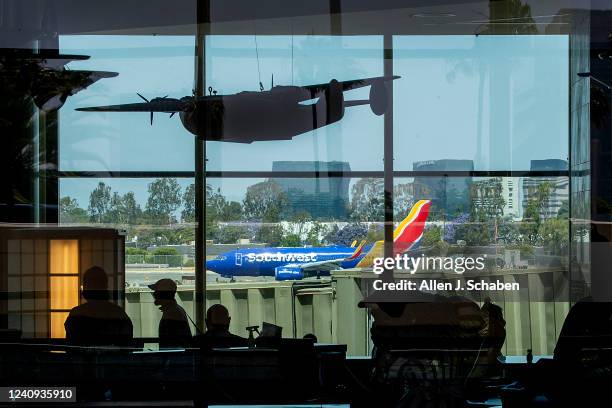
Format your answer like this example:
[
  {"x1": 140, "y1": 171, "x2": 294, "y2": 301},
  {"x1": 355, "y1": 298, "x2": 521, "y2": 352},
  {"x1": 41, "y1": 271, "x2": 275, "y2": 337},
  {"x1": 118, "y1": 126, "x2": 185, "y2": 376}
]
[
  {"x1": 0, "y1": 50, "x2": 117, "y2": 111},
  {"x1": 76, "y1": 75, "x2": 399, "y2": 143}
]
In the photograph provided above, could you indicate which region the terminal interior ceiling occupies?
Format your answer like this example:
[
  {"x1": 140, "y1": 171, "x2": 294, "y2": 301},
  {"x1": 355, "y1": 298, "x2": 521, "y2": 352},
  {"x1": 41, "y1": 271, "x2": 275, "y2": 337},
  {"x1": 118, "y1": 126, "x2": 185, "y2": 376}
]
[{"x1": 2, "y1": 0, "x2": 612, "y2": 407}]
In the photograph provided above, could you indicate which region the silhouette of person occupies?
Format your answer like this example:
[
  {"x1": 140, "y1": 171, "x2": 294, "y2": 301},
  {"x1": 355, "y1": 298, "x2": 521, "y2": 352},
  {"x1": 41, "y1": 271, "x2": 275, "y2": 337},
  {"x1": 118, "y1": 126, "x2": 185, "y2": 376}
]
[
  {"x1": 64, "y1": 266, "x2": 133, "y2": 347},
  {"x1": 479, "y1": 297, "x2": 506, "y2": 374},
  {"x1": 148, "y1": 279, "x2": 192, "y2": 348},
  {"x1": 554, "y1": 296, "x2": 612, "y2": 362},
  {"x1": 203, "y1": 304, "x2": 246, "y2": 346}
]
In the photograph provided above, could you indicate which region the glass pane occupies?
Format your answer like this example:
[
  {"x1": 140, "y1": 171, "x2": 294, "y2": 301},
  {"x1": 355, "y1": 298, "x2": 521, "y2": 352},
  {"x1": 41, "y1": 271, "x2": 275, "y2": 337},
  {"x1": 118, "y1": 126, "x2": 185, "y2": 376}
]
[
  {"x1": 204, "y1": 177, "x2": 383, "y2": 351},
  {"x1": 59, "y1": 177, "x2": 195, "y2": 338},
  {"x1": 393, "y1": 35, "x2": 569, "y2": 171},
  {"x1": 50, "y1": 312, "x2": 70, "y2": 339},
  {"x1": 59, "y1": 35, "x2": 196, "y2": 171},
  {"x1": 50, "y1": 276, "x2": 79, "y2": 310},
  {"x1": 393, "y1": 176, "x2": 570, "y2": 356},
  {"x1": 49, "y1": 240, "x2": 79, "y2": 275},
  {"x1": 205, "y1": 35, "x2": 385, "y2": 171}
]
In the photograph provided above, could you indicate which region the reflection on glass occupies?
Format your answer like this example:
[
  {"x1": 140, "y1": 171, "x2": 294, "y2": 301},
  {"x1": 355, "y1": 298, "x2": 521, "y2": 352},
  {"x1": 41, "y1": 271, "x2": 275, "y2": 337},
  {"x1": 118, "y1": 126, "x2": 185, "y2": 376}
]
[
  {"x1": 59, "y1": 35, "x2": 195, "y2": 172},
  {"x1": 50, "y1": 312, "x2": 70, "y2": 339},
  {"x1": 50, "y1": 276, "x2": 79, "y2": 310},
  {"x1": 50, "y1": 240, "x2": 79, "y2": 275},
  {"x1": 205, "y1": 36, "x2": 384, "y2": 171},
  {"x1": 393, "y1": 35, "x2": 569, "y2": 171}
]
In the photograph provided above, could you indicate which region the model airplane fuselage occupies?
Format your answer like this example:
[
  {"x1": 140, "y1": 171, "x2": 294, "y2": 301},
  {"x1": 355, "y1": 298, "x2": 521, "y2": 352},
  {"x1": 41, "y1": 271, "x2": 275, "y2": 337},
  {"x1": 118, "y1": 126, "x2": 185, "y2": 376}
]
[{"x1": 77, "y1": 76, "x2": 399, "y2": 143}]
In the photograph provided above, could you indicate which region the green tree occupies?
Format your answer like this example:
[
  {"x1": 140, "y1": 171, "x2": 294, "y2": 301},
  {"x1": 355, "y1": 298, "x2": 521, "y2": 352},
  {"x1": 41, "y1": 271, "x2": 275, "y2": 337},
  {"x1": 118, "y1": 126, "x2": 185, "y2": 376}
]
[
  {"x1": 557, "y1": 200, "x2": 569, "y2": 219},
  {"x1": 350, "y1": 178, "x2": 384, "y2": 221},
  {"x1": 242, "y1": 180, "x2": 288, "y2": 221},
  {"x1": 366, "y1": 224, "x2": 384, "y2": 242},
  {"x1": 182, "y1": 183, "x2": 196, "y2": 222},
  {"x1": 103, "y1": 191, "x2": 143, "y2": 225},
  {"x1": 291, "y1": 210, "x2": 312, "y2": 238},
  {"x1": 218, "y1": 200, "x2": 243, "y2": 221},
  {"x1": 126, "y1": 247, "x2": 148, "y2": 255},
  {"x1": 216, "y1": 226, "x2": 245, "y2": 244},
  {"x1": 422, "y1": 226, "x2": 442, "y2": 247},
  {"x1": 121, "y1": 191, "x2": 142, "y2": 224},
  {"x1": 280, "y1": 233, "x2": 302, "y2": 247},
  {"x1": 152, "y1": 247, "x2": 182, "y2": 267},
  {"x1": 88, "y1": 182, "x2": 112, "y2": 223},
  {"x1": 539, "y1": 218, "x2": 569, "y2": 255},
  {"x1": 145, "y1": 178, "x2": 181, "y2": 225},
  {"x1": 60, "y1": 196, "x2": 88, "y2": 223},
  {"x1": 306, "y1": 221, "x2": 326, "y2": 246},
  {"x1": 520, "y1": 181, "x2": 553, "y2": 245}
]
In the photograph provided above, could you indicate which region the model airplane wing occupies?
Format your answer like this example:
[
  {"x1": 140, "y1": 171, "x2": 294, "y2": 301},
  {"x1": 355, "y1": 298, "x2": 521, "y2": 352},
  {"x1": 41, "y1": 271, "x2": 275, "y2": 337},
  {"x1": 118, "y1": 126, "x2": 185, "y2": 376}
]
[
  {"x1": 301, "y1": 75, "x2": 400, "y2": 94},
  {"x1": 76, "y1": 96, "x2": 188, "y2": 113}
]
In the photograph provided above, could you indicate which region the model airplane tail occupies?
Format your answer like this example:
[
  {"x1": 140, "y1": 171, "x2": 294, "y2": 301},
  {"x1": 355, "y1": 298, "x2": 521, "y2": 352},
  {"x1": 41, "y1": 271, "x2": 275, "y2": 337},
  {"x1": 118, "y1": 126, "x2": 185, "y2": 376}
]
[{"x1": 355, "y1": 199, "x2": 432, "y2": 268}]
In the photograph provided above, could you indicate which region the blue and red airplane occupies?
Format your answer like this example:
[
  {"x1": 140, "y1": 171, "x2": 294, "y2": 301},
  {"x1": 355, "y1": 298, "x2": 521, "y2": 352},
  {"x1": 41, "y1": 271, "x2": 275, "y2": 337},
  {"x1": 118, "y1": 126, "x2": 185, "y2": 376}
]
[{"x1": 205, "y1": 200, "x2": 432, "y2": 280}]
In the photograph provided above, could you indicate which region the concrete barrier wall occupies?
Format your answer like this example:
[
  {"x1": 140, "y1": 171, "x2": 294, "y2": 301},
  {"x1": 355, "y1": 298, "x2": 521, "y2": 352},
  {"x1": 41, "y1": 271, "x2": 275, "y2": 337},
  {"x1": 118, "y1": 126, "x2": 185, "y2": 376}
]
[{"x1": 126, "y1": 268, "x2": 572, "y2": 357}]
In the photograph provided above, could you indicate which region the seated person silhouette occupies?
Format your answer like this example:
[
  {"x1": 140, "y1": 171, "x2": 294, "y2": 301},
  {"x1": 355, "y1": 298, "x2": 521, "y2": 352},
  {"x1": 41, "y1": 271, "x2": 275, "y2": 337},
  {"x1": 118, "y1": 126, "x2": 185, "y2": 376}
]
[
  {"x1": 148, "y1": 279, "x2": 192, "y2": 348},
  {"x1": 202, "y1": 304, "x2": 247, "y2": 347},
  {"x1": 361, "y1": 292, "x2": 485, "y2": 407},
  {"x1": 64, "y1": 266, "x2": 133, "y2": 347},
  {"x1": 554, "y1": 296, "x2": 612, "y2": 363},
  {"x1": 514, "y1": 297, "x2": 612, "y2": 407}
]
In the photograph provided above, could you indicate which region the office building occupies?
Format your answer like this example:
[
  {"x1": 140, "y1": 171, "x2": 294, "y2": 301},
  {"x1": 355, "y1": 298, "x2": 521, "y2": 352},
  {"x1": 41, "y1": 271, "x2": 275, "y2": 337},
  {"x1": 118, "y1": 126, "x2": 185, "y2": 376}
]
[
  {"x1": 522, "y1": 159, "x2": 569, "y2": 219},
  {"x1": 271, "y1": 161, "x2": 351, "y2": 220}
]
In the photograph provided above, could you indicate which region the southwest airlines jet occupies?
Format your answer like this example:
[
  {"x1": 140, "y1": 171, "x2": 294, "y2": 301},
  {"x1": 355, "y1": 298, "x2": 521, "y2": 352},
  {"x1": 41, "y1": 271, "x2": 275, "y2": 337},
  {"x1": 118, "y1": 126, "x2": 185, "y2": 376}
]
[{"x1": 205, "y1": 200, "x2": 431, "y2": 280}]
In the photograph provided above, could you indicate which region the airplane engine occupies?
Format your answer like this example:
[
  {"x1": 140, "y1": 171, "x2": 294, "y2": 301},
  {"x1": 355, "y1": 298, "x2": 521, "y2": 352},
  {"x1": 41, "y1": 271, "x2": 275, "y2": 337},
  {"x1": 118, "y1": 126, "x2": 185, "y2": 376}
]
[
  {"x1": 275, "y1": 265, "x2": 304, "y2": 281},
  {"x1": 369, "y1": 80, "x2": 388, "y2": 116},
  {"x1": 325, "y1": 79, "x2": 345, "y2": 124},
  {"x1": 34, "y1": 93, "x2": 68, "y2": 112}
]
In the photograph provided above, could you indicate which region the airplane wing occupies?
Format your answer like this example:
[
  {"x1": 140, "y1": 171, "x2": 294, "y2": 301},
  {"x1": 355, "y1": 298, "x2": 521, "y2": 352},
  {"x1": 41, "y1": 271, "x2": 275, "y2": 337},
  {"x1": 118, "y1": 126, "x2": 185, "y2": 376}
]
[
  {"x1": 76, "y1": 97, "x2": 188, "y2": 113},
  {"x1": 293, "y1": 240, "x2": 367, "y2": 272},
  {"x1": 300, "y1": 75, "x2": 400, "y2": 94},
  {"x1": 292, "y1": 260, "x2": 344, "y2": 273}
]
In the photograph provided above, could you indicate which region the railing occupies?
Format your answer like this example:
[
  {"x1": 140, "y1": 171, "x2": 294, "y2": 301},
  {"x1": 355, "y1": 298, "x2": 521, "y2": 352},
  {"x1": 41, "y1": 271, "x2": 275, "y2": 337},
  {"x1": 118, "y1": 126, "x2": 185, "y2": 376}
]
[{"x1": 124, "y1": 267, "x2": 576, "y2": 357}]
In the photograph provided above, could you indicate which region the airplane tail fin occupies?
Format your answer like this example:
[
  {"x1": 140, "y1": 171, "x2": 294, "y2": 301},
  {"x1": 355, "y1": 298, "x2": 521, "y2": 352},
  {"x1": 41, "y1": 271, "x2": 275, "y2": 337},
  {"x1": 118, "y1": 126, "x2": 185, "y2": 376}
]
[
  {"x1": 345, "y1": 240, "x2": 366, "y2": 261},
  {"x1": 355, "y1": 240, "x2": 384, "y2": 268},
  {"x1": 393, "y1": 199, "x2": 431, "y2": 255},
  {"x1": 354, "y1": 200, "x2": 431, "y2": 268}
]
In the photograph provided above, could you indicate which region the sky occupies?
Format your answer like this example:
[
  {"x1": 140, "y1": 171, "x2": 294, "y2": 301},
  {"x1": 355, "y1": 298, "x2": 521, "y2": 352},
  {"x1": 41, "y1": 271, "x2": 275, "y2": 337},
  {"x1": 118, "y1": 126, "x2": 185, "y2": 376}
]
[{"x1": 59, "y1": 34, "x2": 568, "y2": 208}]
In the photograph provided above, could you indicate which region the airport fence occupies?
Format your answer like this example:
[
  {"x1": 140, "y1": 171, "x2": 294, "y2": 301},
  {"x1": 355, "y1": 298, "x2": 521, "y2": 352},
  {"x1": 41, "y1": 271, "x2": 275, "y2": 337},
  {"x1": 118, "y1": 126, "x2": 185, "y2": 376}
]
[{"x1": 125, "y1": 267, "x2": 575, "y2": 357}]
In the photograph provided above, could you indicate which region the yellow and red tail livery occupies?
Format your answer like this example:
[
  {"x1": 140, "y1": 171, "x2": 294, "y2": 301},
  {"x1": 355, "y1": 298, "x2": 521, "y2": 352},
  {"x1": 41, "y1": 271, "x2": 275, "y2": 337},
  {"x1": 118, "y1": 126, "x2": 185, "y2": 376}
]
[
  {"x1": 392, "y1": 199, "x2": 431, "y2": 255},
  {"x1": 355, "y1": 199, "x2": 431, "y2": 268}
]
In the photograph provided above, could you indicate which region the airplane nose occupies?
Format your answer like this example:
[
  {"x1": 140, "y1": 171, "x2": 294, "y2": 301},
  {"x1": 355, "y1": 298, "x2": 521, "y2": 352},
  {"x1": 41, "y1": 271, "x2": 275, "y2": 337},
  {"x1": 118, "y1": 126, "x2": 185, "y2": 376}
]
[{"x1": 205, "y1": 259, "x2": 217, "y2": 272}]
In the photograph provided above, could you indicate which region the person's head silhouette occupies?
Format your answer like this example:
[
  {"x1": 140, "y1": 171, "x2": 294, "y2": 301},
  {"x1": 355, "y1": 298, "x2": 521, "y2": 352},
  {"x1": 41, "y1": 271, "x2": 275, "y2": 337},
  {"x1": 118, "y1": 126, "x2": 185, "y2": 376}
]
[
  {"x1": 148, "y1": 279, "x2": 177, "y2": 309},
  {"x1": 206, "y1": 304, "x2": 231, "y2": 332},
  {"x1": 82, "y1": 266, "x2": 110, "y2": 301}
]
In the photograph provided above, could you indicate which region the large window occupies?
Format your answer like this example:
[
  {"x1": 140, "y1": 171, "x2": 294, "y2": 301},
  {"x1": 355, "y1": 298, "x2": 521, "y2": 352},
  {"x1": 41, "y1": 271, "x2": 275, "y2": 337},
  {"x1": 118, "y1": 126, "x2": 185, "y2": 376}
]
[{"x1": 55, "y1": 34, "x2": 571, "y2": 356}]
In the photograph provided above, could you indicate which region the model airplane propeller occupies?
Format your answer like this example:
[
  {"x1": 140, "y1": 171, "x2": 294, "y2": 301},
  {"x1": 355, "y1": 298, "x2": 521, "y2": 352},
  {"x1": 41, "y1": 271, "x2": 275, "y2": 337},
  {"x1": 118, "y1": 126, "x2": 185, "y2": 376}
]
[{"x1": 77, "y1": 75, "x2": 399, "y2": 143}]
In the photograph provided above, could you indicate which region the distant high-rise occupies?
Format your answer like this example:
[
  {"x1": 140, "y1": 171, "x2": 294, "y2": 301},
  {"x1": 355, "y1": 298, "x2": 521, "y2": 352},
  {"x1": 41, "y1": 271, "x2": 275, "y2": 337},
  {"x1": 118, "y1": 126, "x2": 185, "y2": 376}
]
[
  {"x1": 413, "y1": 159, "x2": 474, "y2": 217},
  {"x1": 522, "y1": 159, "x2": 568, "y2": 219},
  {"x1": 271, "y1": 161, "x2": 351, "y2": 220},
  {"x1": 501, "y1": 178, "x2": 521, "y2": 220},
  {"x1": 470, "y1": 177, "x2": 522, "y2": 220}
]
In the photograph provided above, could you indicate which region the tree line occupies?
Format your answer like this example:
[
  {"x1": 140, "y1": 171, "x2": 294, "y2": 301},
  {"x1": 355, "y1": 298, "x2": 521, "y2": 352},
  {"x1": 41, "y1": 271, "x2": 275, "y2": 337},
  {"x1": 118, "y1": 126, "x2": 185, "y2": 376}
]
[{"x1": 60, "y1": 177, "x2": 570, "y2": 253}]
